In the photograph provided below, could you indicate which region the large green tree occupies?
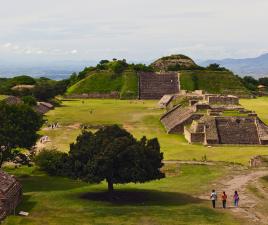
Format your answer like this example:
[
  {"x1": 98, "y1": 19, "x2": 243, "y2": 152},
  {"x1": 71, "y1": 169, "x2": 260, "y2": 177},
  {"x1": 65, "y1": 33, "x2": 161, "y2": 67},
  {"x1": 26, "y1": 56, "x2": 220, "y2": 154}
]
[
  {"x1": 0, "y1": 102, "x2": 43, "y2": 167},
  {"x1": 69, "y1": 125, "x2": 165, "y2": 192}
]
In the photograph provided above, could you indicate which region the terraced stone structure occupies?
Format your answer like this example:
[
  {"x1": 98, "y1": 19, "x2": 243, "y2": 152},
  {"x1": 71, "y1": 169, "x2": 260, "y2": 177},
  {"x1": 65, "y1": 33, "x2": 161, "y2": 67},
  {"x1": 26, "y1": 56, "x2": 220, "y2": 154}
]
[
  {"x1": 139, "y1": 72, "x2": 179, "y2": 99},
  {"x1": 185, "y1": 116, "x2": 268, "y2": 145},
  {"x1": 161, "y1": 91, "x2": 268, "y2": 145},
  {"x1": 0, "y1": 170, "x2": 22, "y2": 221},
  {"x1": 160, "y1": 105, "x2": 202, "y2": 133}
]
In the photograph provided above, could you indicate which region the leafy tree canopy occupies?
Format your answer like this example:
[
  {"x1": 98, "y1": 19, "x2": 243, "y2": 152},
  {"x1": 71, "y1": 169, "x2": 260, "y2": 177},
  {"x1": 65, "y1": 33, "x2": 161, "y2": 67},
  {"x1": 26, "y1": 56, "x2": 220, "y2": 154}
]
[
  {"x1": 36, "y1": 125, "x2": 165, "y2": 192},
  {"x1": 0, "y1": 102, "x2": 43, "y2": 166}
]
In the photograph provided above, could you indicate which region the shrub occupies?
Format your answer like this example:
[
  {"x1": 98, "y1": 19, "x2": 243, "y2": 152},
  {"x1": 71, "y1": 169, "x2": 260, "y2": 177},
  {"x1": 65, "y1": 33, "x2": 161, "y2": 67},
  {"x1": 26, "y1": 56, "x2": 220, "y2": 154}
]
[
  {"x1": 35, "y1": 149, "x2": 69, "y2": 176},
  {"x1": 22, "y1": 96, "x2": 37, "y2": 106}
]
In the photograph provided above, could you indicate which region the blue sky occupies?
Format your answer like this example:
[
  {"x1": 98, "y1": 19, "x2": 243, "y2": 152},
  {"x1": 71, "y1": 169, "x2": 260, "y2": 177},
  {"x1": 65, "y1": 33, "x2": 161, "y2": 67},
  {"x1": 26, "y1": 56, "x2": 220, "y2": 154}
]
[{"x1": 0, "y1": 0, "x2": 268, "y2": 63}]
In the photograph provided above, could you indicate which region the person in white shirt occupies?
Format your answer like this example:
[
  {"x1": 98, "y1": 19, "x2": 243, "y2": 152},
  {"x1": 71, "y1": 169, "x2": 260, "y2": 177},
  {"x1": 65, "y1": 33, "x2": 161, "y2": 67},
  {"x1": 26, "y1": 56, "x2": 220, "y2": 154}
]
[{"x1": 210, "y1": 190, "x2": 217, "y2": 208}]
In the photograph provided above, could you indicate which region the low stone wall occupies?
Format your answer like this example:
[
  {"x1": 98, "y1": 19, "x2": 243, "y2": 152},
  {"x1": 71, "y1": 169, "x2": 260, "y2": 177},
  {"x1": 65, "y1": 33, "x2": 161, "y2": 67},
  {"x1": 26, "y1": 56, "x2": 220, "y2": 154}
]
[
  {"x1": 0, "y1": 171, "x2": 22, "y2": 221},
  {"x1": 208, "y1": 96, "x2": 239, "y2": 105},
  {"x1": 184, "y1": 127, "x2": 204, "y2": 143},
  {"x1": 65, "y1": 92, "x2": 120, "y2": 99}
]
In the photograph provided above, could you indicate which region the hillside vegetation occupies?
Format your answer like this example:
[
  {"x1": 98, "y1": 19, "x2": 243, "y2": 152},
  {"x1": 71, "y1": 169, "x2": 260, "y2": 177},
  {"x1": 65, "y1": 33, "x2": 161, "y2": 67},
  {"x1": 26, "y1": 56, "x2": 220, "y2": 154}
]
[
  {"x1": 0, "y1": 75, "x2": 36, "y2": 94},
  {"x1": 180, "y1": 70, "x2": 251, "y2": 96},
  {"x1": 67, "y1": 69, "x2": 138, "y2": 99},
  {"x1": 151, "y1": 54, "x2": 199, "y2": 71}
]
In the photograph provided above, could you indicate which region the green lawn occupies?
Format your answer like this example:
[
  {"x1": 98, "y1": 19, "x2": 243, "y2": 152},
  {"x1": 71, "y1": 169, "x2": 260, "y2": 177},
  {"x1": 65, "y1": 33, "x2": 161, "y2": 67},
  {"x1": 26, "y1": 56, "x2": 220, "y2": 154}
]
[
  {"x1": 180, "y1": 70, "x2": 250, "y2": 96},
  {"x1": 0, "y1": 95, "x2": 7, "y2": 101},
  {"x1": 40, "y1": 98, "x2": 268, "y2": 165},
  {"x1": 66, "y1": 70, "x2": 138, "y2": 99},
  {"x1": 3, "y1": 164, "x2": 242, "y2": 225}
]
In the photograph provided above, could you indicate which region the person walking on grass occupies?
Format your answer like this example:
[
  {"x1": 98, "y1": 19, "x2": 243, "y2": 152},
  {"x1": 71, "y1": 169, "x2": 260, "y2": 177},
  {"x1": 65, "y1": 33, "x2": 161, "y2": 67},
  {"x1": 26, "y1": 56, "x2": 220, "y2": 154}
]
[
  {"x1": 233, "y1": 191, "x2": 239, "y2": 207},
  {"x1": 221, "y1": 191, "x2": 227, "y2": 208},
  {"x1": 210, "y1": 190, "x2": 217, "y2": 208}
]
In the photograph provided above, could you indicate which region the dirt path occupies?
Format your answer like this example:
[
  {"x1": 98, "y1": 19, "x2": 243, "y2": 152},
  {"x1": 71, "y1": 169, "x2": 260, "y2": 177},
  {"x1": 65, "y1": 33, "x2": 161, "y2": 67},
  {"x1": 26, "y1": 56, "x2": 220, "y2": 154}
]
[
  {"x1": 200, "y1": 170, "x2": 268, "y2": 225},
  {"x1": 163, "y1": 160, "x2": 215, "y2": 165}
]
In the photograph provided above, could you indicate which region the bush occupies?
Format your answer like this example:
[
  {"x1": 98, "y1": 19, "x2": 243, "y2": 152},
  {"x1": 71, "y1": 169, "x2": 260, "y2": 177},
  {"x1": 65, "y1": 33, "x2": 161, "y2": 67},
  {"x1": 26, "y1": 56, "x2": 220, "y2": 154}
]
[
  {"x1": 35, "y1": 149, "x2": 69, "y2": 175},
  {"x1": 22, "y1": 96, "x2": 37, "y2": 106}
]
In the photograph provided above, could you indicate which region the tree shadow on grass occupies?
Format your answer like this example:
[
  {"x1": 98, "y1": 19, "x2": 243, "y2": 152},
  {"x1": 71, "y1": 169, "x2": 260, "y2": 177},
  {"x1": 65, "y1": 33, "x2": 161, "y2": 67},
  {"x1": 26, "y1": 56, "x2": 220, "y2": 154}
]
[
  {"x1": 16, "y1": 195, "x2": 37, "y2": 213},
  {"x1": 18, "y1": 175, "x2": 89, "y2": 193},
  {"x1": 80, "y1": 189, "x2": 203, "y2": 206}
]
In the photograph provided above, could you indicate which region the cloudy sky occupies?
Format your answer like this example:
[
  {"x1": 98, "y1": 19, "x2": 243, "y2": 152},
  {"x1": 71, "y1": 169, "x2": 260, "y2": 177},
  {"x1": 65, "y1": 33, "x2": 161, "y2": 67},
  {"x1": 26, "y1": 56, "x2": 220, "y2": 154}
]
[{"x1": 0, "y1": 0, "x2": 268, "y2": 63}]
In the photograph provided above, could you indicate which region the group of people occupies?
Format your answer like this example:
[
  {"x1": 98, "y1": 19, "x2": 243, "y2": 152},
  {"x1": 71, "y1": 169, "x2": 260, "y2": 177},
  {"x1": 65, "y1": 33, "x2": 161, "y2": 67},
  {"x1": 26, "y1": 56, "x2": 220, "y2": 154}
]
[{"x1": 210, "y1": 190, "x2": 239, "y2": 209}]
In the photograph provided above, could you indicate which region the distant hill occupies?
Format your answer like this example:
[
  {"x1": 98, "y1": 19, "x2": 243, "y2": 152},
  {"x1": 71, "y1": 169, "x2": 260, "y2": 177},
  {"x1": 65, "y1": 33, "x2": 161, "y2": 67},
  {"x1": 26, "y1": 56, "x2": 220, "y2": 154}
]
[
  {"x1": 180, "y1": 70, "x2": 251, "y2": 97},
  {"x1": 151, "y1": 54, "x2": 198, "y2": 71},
  {"x1": 201, "y1": 53, "x2": 268, "y2": 78},
  {"x1": 0, "y1": 60, "x2": 97, "y2": 80},
  {"x1": 67, "y1": 56, "x2": 252, "y2": 99}
]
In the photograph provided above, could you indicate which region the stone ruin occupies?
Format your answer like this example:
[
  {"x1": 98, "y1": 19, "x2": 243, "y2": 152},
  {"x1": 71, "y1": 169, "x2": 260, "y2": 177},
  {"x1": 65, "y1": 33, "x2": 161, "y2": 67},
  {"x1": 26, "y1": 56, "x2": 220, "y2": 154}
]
[
  {"x1": 0, "y1": 170, "x2": 22, "y2": 221},
  {"x1": 249, "y1": 155, "x2": 268, "y2": 167},
  {"x1": 34, "y1": 102, "x2": 54, "y2": 115},
  {"x1": 1, "y1": 96, "x2": 54, "y2": 115},
  {"x1": 160, "y1": 91, "x2": 268, "y2": 145},
  {"x1": 158, "y1": 95, "x2": 174, "y2": 109},
  {"x1": 3, "y1": 96, "x2": 23, "y2": 105},
  {"x1": 138, "y1": 72, "x2": 179, "y2": 99},
  {"x1": 184, "y1": 116, "x2": 268, "y2": 145}
]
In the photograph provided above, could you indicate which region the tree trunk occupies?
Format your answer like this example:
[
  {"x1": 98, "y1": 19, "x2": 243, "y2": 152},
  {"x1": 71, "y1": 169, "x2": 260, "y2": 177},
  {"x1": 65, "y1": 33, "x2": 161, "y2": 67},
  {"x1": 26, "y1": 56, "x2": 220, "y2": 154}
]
[
  {"x1": 0, "y1": 152, "x2": 3, "y2": 168},
  {"x1": 107, "y1": 179, "x2": 114, "y2": 193}
]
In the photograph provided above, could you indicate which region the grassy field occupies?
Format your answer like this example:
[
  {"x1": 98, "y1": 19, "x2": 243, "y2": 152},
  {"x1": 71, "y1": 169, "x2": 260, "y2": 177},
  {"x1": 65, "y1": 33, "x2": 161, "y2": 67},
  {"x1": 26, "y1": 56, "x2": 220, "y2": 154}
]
[
  {"x1": 40, "y1": 97, "x2": 268, "y2": 165},
  {"x1": 66, "y1": 70, "x2": 138, "y2": 99},
  {"x1": 0, "y1": 95, "x2": 7, "y2": 100},
  {"x1": 180, "y1": 70, "x2": 250, "y2": 96},
  {"x1": 3, "y1": 164, "x2": 243, "y2": 225}
]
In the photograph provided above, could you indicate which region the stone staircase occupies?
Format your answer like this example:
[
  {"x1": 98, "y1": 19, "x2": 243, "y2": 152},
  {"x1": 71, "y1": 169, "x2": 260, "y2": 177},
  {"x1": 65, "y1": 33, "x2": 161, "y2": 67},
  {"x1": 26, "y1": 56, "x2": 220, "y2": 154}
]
[
  {"x1": 161, "y1": 105, "x2": 196, "y2": 133},
  {"x1": 139, "y1": 72, "x2": 179, "y2": 99}
]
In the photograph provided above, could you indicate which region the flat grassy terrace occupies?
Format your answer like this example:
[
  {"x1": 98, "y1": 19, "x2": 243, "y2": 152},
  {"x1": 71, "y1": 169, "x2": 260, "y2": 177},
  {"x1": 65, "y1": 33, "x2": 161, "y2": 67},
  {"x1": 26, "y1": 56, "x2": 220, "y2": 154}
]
[
  {"x1": 40, "y1": 97, "x2": 268, "y2": 165},
  {"x1": 3, "y1": 164, "x2": 242, "y2": 225}
]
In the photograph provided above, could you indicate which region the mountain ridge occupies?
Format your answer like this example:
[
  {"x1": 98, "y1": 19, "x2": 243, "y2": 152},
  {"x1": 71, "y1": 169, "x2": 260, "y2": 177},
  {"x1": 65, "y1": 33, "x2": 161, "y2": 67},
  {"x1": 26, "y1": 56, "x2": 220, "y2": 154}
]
[{"x1": 201, "y1": 53, "x2": 268, "y2": 78}]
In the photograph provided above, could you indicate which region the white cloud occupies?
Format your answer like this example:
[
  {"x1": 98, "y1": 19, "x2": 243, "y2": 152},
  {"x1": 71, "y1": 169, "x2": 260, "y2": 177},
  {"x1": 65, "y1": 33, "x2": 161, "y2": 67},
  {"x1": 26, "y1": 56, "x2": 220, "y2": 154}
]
[
  {"x1": 3, "y1": 43, "x2": 12, "y2": 48},
  {"x1": 70, "y1": 49, "x2": 77, "y2": 54},
  {"x1": 0, "y1": 0, "x2": 268, "y2": 61}
]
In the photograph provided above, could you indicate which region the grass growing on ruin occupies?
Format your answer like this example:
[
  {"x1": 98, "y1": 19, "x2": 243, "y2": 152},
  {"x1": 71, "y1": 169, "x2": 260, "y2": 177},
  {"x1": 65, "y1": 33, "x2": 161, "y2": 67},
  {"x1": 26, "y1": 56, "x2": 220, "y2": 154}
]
[
  {"x1": 180, "y1": 70, "x2": 250, "y2": 96},
  {"x1": 3, "y1": 164, "x2": 242, "y2": 225},
  {"x1": 40, "y1": 98, "x2": 268, "y2": 165},
  {"x1": 66, "y1": 69, "x2": 138, "y2": 99}
]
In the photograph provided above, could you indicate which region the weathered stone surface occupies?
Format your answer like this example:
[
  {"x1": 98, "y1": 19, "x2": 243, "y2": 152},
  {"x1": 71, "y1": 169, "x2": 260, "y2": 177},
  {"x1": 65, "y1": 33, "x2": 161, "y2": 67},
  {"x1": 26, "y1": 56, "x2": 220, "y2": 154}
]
[
  {"x1": 185, "y1": 116, "x2": 268, "y2": 145},
  {"x1": 34, "y1": 102, "x2": 54, "y2": 115},
  {"x1": 216, "y1": 117, "x2": 259, "y2": 144},
  {"x1": 160, "y1": 92, "x2": 268, "y2": 145},
  {"x1": 207, "y1": 95, "x2": 239, "y2": 105},
  {"x1": 66, "y1": 92, "x2": 120, "y2": 99},
  {"x1": 3, "y1": 96, "x2": 23, "y2": 105},
  {"x1": 139, "y1": 72, "x2": 179, "y2": 100},
  {"x1": 249, "y1": 155, "x2": 268, "y2": 167},
  {"x1": 160, "y1": 105, "x2": 202, "y2": 133},
  {"x1": 158, "y1": 95, "x2": 174, "y2": 108},
  {"x1": 0, "y1": 170, "x2": 22, "y2": 221}
]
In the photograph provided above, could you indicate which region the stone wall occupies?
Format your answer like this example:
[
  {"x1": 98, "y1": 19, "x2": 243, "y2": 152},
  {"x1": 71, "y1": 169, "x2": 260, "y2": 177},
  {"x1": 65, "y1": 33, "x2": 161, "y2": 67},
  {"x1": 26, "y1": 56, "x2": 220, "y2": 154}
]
[
  {"x1": 158, "y1": 95, "x2": 174, "y2": 108},
  {"x1": 249, "y1": 156, "x2": 268, "y2": 167},
  {"x1": 139, "y1": 72, "x2": 179, "y2": 99},
  {"x1": 184, "y1": 127, "x2": 204, "y2": 143},
  {"x1": 216, "y1": 117, "x2": 260, "y2": 144},
  {"x1": 161, "y1": 105, "x2": 194, "y2": 133},
  {"x1": 65, "y1": 92, "x2": 120, "y2": 99},
  {"x1": 208, "y1": 95, "x2": 239, "y2": 105},
  {"x1": 0, "y1": 171, "x2": 22, "y2": 221}
]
